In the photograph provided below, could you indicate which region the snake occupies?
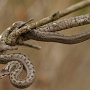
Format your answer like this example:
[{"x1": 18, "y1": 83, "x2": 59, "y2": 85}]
[{"x1": 0, "y1": 53, "x2": 35, "y2": 88}]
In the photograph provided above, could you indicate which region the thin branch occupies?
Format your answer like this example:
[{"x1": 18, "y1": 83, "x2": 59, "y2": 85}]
[
  {"x1": 29, "y1": 0, "x2": 90, "y2": 29},
  {"x1": 18, "y1": 42, "x2": 41, "y2": 50}
]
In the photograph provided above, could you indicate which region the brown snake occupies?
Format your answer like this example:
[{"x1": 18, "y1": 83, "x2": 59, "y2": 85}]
[
  {"x1": 0, "y1": 22, "x2": 36, "y2": 88},
  {"x1": 4, "y1": 20, "x2": 90, "y2": 45},
  {"x1": 0, "y1": 53, "x2": 35, "y2": 88}
]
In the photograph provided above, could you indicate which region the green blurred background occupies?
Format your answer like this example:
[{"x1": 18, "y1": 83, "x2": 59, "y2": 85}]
[{"x1": 0, "y1": 0, "x2": 90, "y2": 90}]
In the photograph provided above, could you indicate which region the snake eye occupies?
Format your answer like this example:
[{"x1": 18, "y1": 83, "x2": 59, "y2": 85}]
[{"x1": 0, "y1": 74, "x2": 5, "y2": 78}]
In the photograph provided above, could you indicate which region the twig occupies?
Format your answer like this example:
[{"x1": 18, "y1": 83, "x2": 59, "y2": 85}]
[
  {"x1": 29, "y1": 0, "x2": 90, "y2": 29},
  {"x1": 18, "y1": 42, "x2": 41, "y2": 50},
  {"x1": 18, "y1": 19, "x2": 34, "y2": 29}
]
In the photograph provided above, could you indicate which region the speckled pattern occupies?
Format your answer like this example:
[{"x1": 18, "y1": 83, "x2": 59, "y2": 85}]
[{"x1": 0, "y1": 53, "x2": 35, "y2": 88}]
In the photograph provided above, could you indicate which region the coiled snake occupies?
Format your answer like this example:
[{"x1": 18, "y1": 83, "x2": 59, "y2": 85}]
[{"x1": 0, "y1": 22, "x2": 35, "y2": 89}]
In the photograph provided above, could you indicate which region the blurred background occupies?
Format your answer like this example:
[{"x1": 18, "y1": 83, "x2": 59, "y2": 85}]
[{"x1": 0, "y1": 0, "x2": 90, "y2": 90}]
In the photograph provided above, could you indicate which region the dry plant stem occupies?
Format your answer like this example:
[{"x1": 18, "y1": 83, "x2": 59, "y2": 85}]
[
  {"x1": 60, "y1": 0, "x2": 90, "y2": 17},
  {"x1": 30, "y1": 0, "x2": 90, "y2": 29},
  {"x1": 18, "y1": 42, "x2": 41, "y2": 50}
]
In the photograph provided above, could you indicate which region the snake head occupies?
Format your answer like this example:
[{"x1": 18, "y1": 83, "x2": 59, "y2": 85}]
[
  {"x1": 0, "y1": 69, "x2": 9, "y2": 79},
  {"x1": 0, "y1": 61, "x2": 19, "y2": 79},
  {"x1": 12, "y1": 19, "x2": 33, "y2": 29}
]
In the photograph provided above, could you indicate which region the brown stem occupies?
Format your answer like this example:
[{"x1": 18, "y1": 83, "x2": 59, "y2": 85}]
[{"x1": 29, "y1": 0, "x2": 90, "y2": 29}]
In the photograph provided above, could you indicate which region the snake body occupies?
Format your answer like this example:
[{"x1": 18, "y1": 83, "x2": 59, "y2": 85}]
[
  {"x1": 3, "y1": 21, "x2": 90, "y2": 45},
  {"x1": 0, "y1": 53, "x2": 35, "y2": 88},
  {"x1": 0, "y1": 21, "x2": 36, "y2": 89}
]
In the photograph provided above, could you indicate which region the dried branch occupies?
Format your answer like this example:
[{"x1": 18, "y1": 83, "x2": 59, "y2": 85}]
[
  {"x1": 18, "y1": 42, "x2": 41, "y2": 50},
  {"x1": 29, "y1": 0, "x2": 90, "y2": 29}
]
